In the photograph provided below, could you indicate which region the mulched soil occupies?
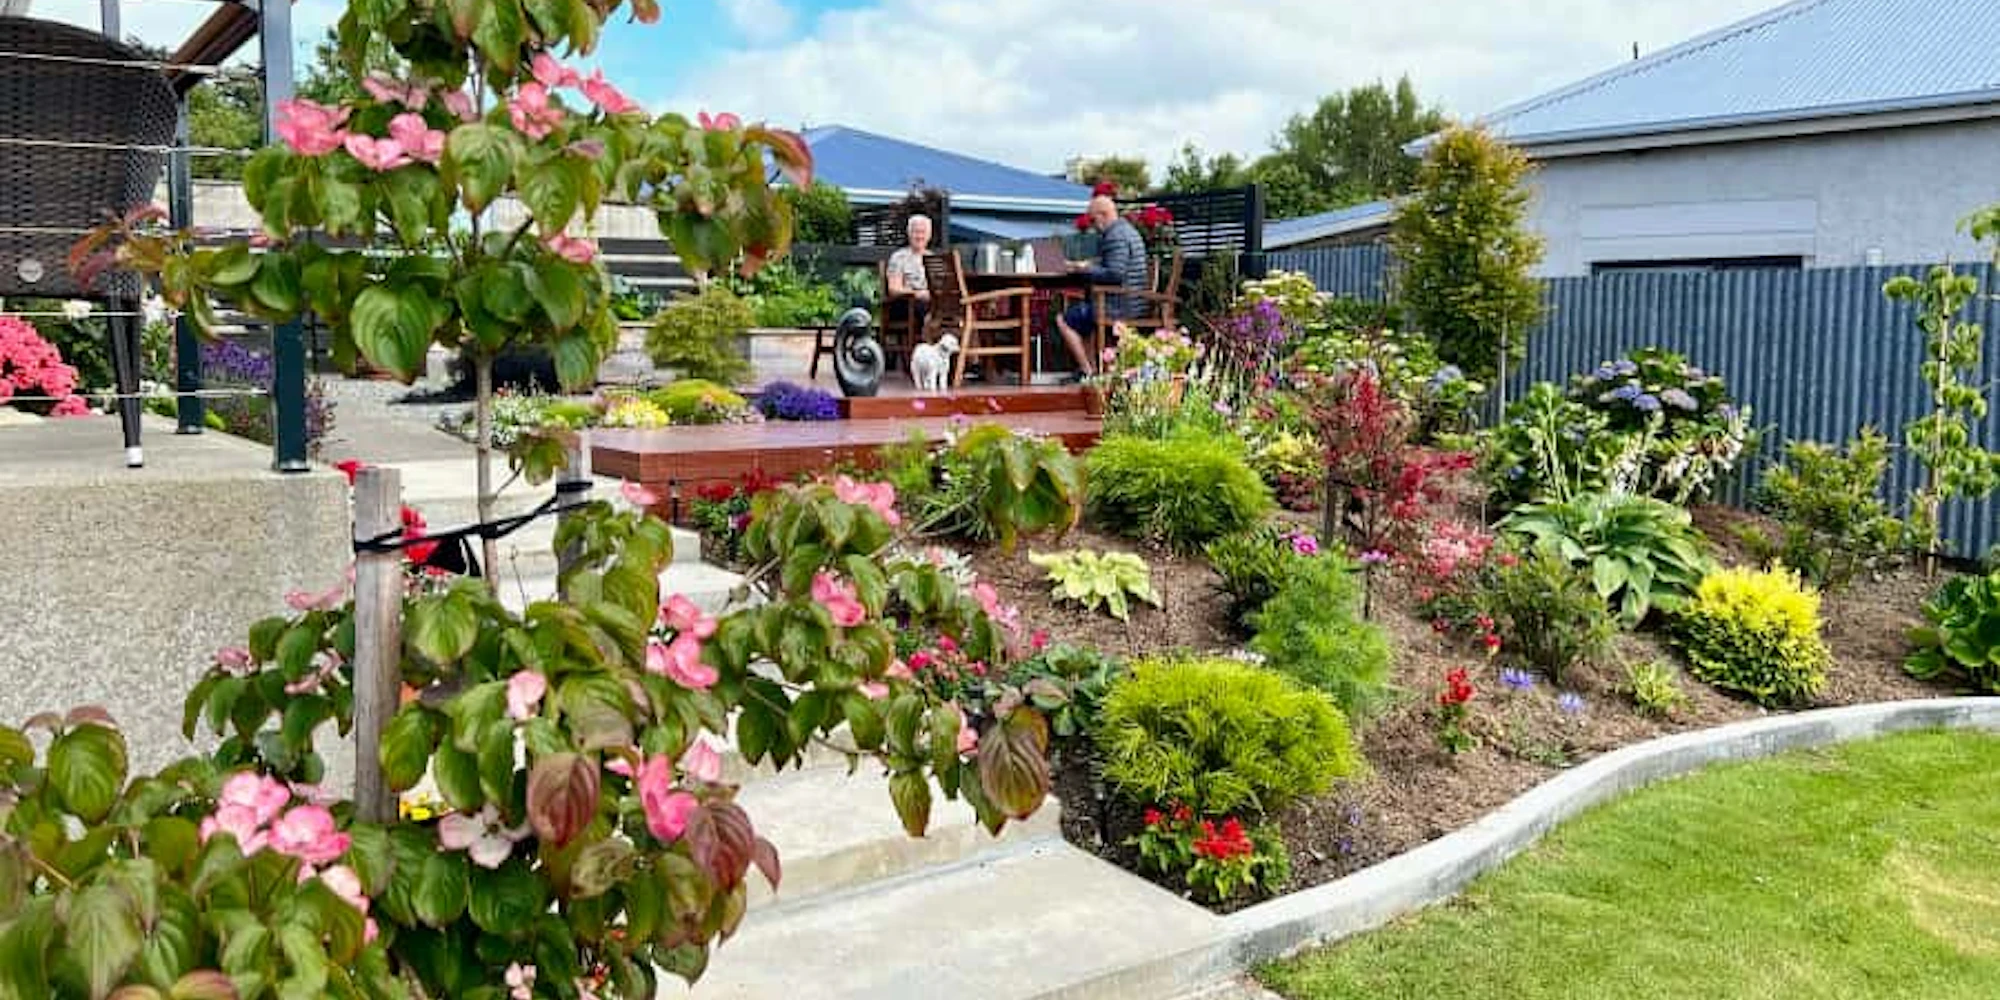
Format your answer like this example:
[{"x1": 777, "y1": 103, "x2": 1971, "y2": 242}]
[{"x1": 962, "y1": 506, "x2": 1971, "y2": 914}]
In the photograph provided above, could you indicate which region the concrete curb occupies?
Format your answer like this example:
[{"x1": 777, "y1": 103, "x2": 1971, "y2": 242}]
[{"x1": 1046, "y1": 697, "x2": 2000, "y2": 1000}]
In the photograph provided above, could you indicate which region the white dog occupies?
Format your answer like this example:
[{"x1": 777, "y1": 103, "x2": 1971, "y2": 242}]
[{"x1": 909, "y1": 333, "x2": 960, "y2": 393}]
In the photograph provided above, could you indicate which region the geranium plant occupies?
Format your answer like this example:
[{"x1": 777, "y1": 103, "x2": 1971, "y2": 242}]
[
  {"x1": 1434, "y1": 667, "x2": 1477, "y2": 755},
  {"x1": 1129, "y1": 802, "x2": 1289, "y2": 904}
]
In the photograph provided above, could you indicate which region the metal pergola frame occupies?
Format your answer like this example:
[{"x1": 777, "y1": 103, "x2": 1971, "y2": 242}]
[{"x1": 90, "y1": 0, "x2": 303, "y2": 469}]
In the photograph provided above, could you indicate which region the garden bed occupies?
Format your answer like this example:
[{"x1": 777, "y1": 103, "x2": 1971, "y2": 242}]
[{"x1": 958, "y1": 508, "x2": 1962, "y2": 914}]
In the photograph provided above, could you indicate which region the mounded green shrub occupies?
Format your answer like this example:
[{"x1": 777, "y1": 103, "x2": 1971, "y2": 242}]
[
  {"x1": 1205, "y1": 524, "x2": 1304, "y2": 632},
  {"x1": 1673, "y1": 565, "x2": 1830, "y2": 707},
  {"x1": 1097, "y1": 656, "x2": 1357, "y2": 816},
  {"x1": 644, "y1": 379, "x2": 752, "y2": 424},
  {"x1": 1247, "y1": 551, "x2": 1392, "y2": 719},
  {"x1": 1086, "y1": 429, "x2": 1273, "y2": 553},
  {"x1": 646, "y1": 283, "x2": 753, "y2": 384}
]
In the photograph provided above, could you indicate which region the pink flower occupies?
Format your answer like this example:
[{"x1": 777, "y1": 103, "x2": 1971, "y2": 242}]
[
  {"x1": 269, "y1": 805, "x2": 350, "y2": 867},
  {"x1": 274, "y1": 98, "x2": 350, "y2": 157},
  {"x1": 506, "y1": 670, "x2": 547, "y2": 720},
  {"x1": 284, "y1": 581, "x2": 346, "y2": 612},
  {"x1": 387, "y1": 113, "x2": 446, "y2": 164},
  {"x1": 579, "y1": 69, "x2": 639, "y2": 114},
  {"x1": 659, "y1": 594, "x2": 718, "y2": 639},
  {"x1": 646, "y1": 635, "x2": 717, "y2": 690},
  {"x1": 859, "y1": 681, "x2": 889, "y2": 700},
  {"x1": 885, "y1": 658, "x2": 913, "y2": 681},
  {"x1": 531, "y1": 53, "x2": 580, "y2": 90},
  {"x1": 681, "y1": 741, "x2": 723, "y2": 783},
  {"x1": 343, "y1": 133, "x2": 411, "y2": 172},
  {"x1": 215, "y1": 646, "x2": 255, "y2": 675},
  {"x1": 620, "y1": 479, "x2": 658, "y2": 508},
  {"x1": 544, "y1": 232, "x2": 598, "y2": 264},
  {"x1": 441, "y1": 89, "x2": 478, "y2": 122},
  {"x1": 954, "y1": 705, "x2": 979, "y2": 755},
  {"x1": 505, "y1": 963, "x2": 536, "y2": 1000},
  {"x1": 508, "y1": 83, "x2": 565, "y2": 140},
  {"x1": 937, "y1": 635, "x2": 958, "y2": 655},
  {"x1": 198, "y1": 804, "x2": 269, "y2": 855},
  {"x1": 697, "y1": 111, "x2": 742, "y2": 131},
  {"x1": 220, "y1": 772, "x2": 292, "y2": 827},
  {"x1": 812, "y1": 572, "x2": 866, "y2": 628},
  {"x1": 1030, "y1": 629, "x2": 1050, "y2": 652},
  {"x1": 438, "y1": 805, "x2": 529, "y2": 869},
  {"x1": 362, "y1": 74, "x2": 430, "y2": 110},
  {"x1": 637, "y1": 755, "x2": 697, "y2": 842},
  {"x1": 911, "y1": 399, "x2": 928, "y2": 411},
  {"x1": 319, "y1": 864, "x2": 368, "y2": 913},
  {"x1": 831, "y1": 475, "x2": 900, "y2": 526},
  {"x1": 48, "y1": 395, "x2": 91, "y2": 417}
]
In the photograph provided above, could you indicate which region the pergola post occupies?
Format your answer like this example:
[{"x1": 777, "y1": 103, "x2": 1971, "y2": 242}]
[
  {"x1": 169, "y1": 97, "x2": 205, "y2": 434},
  {"x1": 258, "y1": 0, "x2": 309, "y2": 472}
]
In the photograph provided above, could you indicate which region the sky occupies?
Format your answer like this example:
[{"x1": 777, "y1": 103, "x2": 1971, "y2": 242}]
[{"x1": 37, "y1": 0, "x2": 1780, "y2": 174}]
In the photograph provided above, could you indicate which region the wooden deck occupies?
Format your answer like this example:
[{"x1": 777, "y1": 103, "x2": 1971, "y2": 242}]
[
  {"x1": 591, "y1": 411, "x2": 1100, "y2": 502},
  {"x1": 834, "y1": 384, "x2": 1087, "y2": 420}
]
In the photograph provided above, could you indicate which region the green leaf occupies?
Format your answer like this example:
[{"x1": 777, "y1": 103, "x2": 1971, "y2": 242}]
[
  {"x1": 48, "y1": 722, "x2": 127, "y2": 823},
  {"x1": 568, "y1": 839, "x2": 637, "y2": 899},
  {"x1": 976, "y1": 708, "x2": 1049, "y2": 820},
  {"x1": 550, "y1": 332, "x2": 601, "y2": 393},
  {"x1": 526, "y1": 263, "x2": 587, "y2": 331},
  {"x1": 520, "y1": 155, "x2": 584, "y2": 234},
  {"x1": 379, "y1": 707, "x2": 439, "y2": 792},
  {"x1": 559, "y1": 676, "x2": 636, "y2": 752},
  {"x1": 446, "y1": 124, "x2": 519, "y2": 213},
  {"x1": 1590, "y1": 557, "x2": 1627, "y2": 599},
  {"x1": 168, "y1": 970, "x2": 239, "y2": 1000},
  {"x1": 432, "y1": 738, "x2": 484, "y2": 813},
  {"x1": 407, "y1": 595, "x2": 479, "y2": 665},
  {"x1": 344, "y1": 824, "x2": 395, "y2": 897},
  {"x1": 144, "y1": 817, "x2": 201, "y2": 877},
  {"x1": 468, "y1": 860, "x2": 547, "y2": 937},
  {"x1": 888, "y1": 770, "x2": 932, "y2": 838},
  {"x1": 249, "y1": 253, "x2": 302, "y2": 316},
  {"x1": 843, "y1": 695, "x2": 885, "y2": 753},
  {"x1": 350, "y1": 284, "x2": 442, "y2": 382},
  {"x1": 380, "y1": 168, "x2": 442, "y2": 245},
  {"x1": 414, "y1": 850, "x2": 470, "y2": 928},
  {"x1": 0, "y1": 725, "x2": 33, "y2": 769},
  {"x1": 67, "y1": 883, "x2": 145, "y2": 998},
  {"x1": 471, "y1": 0, "x2": 527, "y2": 73}
]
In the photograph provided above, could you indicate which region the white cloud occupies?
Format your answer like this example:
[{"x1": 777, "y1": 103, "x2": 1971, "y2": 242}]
[
  {"x1": 719, "y1": 0, "x2": 797, "y2": 44},
  {"x1": 661, "y1": 0, "x2": 1781, "y2": 177}
]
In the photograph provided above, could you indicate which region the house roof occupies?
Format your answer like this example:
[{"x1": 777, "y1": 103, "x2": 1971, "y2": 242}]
[
  {"x1": 949, "y1": 212, "x2": 1067, "y2": 242},
  {"x1": 1450, "y1": 0, "x2": 2000, "y2": 153},
  {"x1": 1263, "y1": 200, "x2": 1394, "y2": 249},
  {"x1": 799, "y1": 125, "x2": 1091, "y2": 214}
]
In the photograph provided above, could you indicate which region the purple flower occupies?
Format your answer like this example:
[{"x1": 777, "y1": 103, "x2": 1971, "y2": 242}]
[
  {"x1": 755, "y1": 380, "x2": 840, "y2": 421},
  {"x1": 1290, "y1": 533, "x2": 1323, "y2": 557},
  {"x1": 1558, "y1": 692, "x2": 1586, "y2": 715},
  {"x1": 1659, "y1": 388, "x2": 1697, "y2": 411},
  {"x1": 1499, "y1": 668, "x2": 1535, "y2": 692},
  {"x1": 1608, "y1": 384, "x2": 1641, "y2": 402},
  {"x1": 1633, "y1": 393, "x2": 1662, "y2": 413},
  {"x1": 1614, "y1": 360, "x2": 1639, "y2": 376},
  {"x1": 1358, "y1": 548, "x2": 1388, "y2": 565}
]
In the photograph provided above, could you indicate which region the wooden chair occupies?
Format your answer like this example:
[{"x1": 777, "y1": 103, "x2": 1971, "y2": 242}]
[
  {"x1": 922, "y1": 252, "x2": 1034, "y2": 387},
  {"x1": 1090, "y1": 246, "x2": 1185, "y2": 362}
]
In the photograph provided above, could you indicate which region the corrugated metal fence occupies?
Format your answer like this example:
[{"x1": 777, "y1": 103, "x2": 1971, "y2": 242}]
[{"x1": 1269, "y1": 247, "x2": 2000, "y2": 557}]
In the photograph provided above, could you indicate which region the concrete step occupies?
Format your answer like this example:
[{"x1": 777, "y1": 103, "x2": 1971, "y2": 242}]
[
  {"x1": 660, "y1": 839, "x2": 1220, "y2": 1000},
  {"x1": 737, "y1": 765, "x2": 1060, "y2": 909}
]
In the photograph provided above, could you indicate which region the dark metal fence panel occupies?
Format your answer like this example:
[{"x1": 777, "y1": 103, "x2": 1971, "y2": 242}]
[
  {"x1": 1268, "y1": 247, "x2": 2000, "y2": 556},
  {"x1": 1267, "y1": 245, "x2": 1394, "y2": 301}
]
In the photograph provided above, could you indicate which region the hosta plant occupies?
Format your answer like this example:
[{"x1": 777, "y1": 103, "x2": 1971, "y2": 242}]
[
  {"x1": 1498, "y1": 492, "x2": 1710, "y2": 626},
  {"x1": 1906, "y1": 568, "x2": 2000, "y2": 692},
  {"x1": 1028, "y1": 549, "x2": 1161, "y2": 622}
]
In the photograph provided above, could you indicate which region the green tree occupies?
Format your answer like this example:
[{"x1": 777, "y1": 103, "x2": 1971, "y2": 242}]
[
  {"x1": 782, "y1": 180, "x2": 853, "y2": 244},
  {"x1": 1389, "y1": 124, "x2": 1545, "y2": 382},
  {"x1": 185, "y1": 77, "x2": 263, "y2": 180},
  {"x1": 297, "y1": 28, "x2": 399, "y2": 105},
  {"x1": 1260, "y1": 77, "x2": 1445, "y2": 218},
  {"x1": 1072, "y1": 155, "x2": 1151, "y2": 195},
  {"x1": 1159, "y1": 142, "x2": 1246, "y2": 194}
]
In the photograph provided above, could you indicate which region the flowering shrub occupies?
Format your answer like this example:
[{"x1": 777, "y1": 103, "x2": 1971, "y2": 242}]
[
  {"x1": 1434, "y1": 667, "x2": 1477, "y2": 754},
  {"x1": 599, "y1": 394, "x2": 672, "y2": 428},
  {"x1": 645, "y1": 380, "x2": 759, "y2": 425},
  {"x1": 754, "y1": 379, "x2": 841, "y2": 421},
  {"x1": 1290, "y1": 325, "x2": 1482, "y2": 437},
  {"x1": 1113, "y1": 326, "x2": 1204, "y2": 377},
  {"x1": 199, "y1": 339, "x2": 337, "y2": 455},
  {"x1": 0, "y1": 313, "x2": 90, "y2": 416},
  {"x1": 688, "y1": 469, "x2": 783, "y2": 567},
  {"x1": 1130, "y1": 804, "x2": 1290, "y2": 903}
]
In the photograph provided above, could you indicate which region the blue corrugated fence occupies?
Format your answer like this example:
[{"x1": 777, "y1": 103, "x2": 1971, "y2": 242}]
[{"x1": 1268, "y1": 247, "x2": 2000, "y2": 557}]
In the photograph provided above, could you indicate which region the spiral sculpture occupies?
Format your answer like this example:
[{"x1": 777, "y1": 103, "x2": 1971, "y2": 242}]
[{"x1": 832, "y1": 306, "x2": 885, "y2": 398}]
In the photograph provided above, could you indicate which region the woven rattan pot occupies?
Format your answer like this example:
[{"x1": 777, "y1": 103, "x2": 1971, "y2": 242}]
[{"x1": 0, "y1": 16, "x2": 175, "y2": 299}]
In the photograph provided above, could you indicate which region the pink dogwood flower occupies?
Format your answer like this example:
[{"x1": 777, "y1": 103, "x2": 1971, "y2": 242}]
[
  {"x1": 954, "y1": 705, "x2": 979, "y2": 755},
  {"x1": 697, "y1": 110, "x2": 741, "y2": 131},
  {"x1": 220, "y1": 772, "x2": 292, "y2": 827},
  {"x1": 317, "y1": 864, "x2": 378, "y2": 941},
  {"x1": 681, "y1": 741, "x2": 723, "y2": 783},
  {"x1": 858, "y1": 681, "x2": 890, "y2": 700},
  {"x1": 274, "y1": 98, "x2": 350, "y2": 157},
  {"x1": 812, "y1": 572, "x2": 867, "y2": 628},
  {"x1": 438, "y1": 804, "x2": 529, "y2": 869},
  {"x1": 344, "y1": 133, "x2": 411, "y2": 172},
  {"x1": 508, "y1": 83, "x2": 565, "y2": 140},
  {"x1": 284, "y1": 581, "x2": 347, "y2": 612},
  {"x1": 646, "y1": 635, "x2": 717, "y2": 690},
  {"x1": 362, "y1": 74, "x2": 430, "y2": 110},
  {"x1": 506, "y1": 670, "x2": 547, "y2": 720},
  {"x1": 636, "y1": 755, "x2": 697, "y2": 842},
  {"x1": 269, "y1": 804, "x2": 350, "y2": 867},
  {"x1": 579, "y1": 69, "x2": 639, "y2": 114},
  {"x1": 620, "y1": 479, "x2": 659, "y2": 508},
  {"x1": 214, "y1": 646, "x2": 255, "y2": 675},
  {"x1": 441, "y1": 89, "x2": 479, "y2": 122},
  {"x1": 387, "y1": 113, "x2": 447, "y2": 164},
  {"x1": 505, "y1": 963, "x2": 536, "y2": 1000},
  {"x1": 544, "y1": 232, "x2": 598, "y2": 264},
  {"x1": 660, "y1": 594, "x2": 718, "y2": 639},
  {"x1": 531, "y1": 52, "x2": 580, "y2": 90}
]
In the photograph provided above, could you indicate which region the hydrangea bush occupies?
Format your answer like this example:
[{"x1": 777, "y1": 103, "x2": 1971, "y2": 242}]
[{"x1": 0, "y1": 314, "x2": 91, "y2": 416}]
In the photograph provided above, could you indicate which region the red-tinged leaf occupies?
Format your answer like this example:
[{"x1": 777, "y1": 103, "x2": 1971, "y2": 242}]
[
  {"x1": 888, "y1": 770, "x2": 931, "y2": 838},
  {"x1": 65, "y1": 706, "x2": 118, "y2": 730},
  {"x1": 628, "y1": 0, "x2": 660, "y2": 24},
  {"x1": 107, "y1": 987, "x2": 164, "y2": 1000},
  {"x1": 22, "y1": 712, "x2": 61, "y2": 734},
  {"x1": 684, "y1": 801, "x2": 756, "y2": 890},
  {"x1": 170, "y1": 970, "x2": 240, "y2": 1000},
  {"x1": 526, "y1": 753, "x2": 600, "y2": 849},
  {"x1": 748, "y1": 125, "x2": 812, "y2": 189},
  {"x1": 751, "y1": 836, "x2": 781, "y2": 892},
  {"x1": 976, "y1": 708, "x2": 1050, "y2": 820}
]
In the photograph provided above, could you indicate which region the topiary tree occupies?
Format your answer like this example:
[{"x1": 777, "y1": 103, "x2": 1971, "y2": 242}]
[{"x1": 1389, "y1": 124, "x2": 1545, "y2": 385}]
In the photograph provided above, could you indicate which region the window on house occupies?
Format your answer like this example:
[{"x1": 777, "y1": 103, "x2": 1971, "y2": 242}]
[{"x1": 1590, "y1": 256, "x2": 1804, "y2": 276}]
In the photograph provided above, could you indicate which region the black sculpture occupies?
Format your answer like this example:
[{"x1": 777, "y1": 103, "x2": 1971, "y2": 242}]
[{"x1": 831, "y1": 306, "x2": 884, "y2": 398}]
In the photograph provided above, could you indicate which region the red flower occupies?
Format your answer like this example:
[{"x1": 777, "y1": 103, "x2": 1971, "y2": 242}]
[
  {"x1": 1438, "y1": 667, "x2": 1475, "y2": 706},
  {"x1": 334, "y1": 459, "x2": 364, "y2": 485},
  {"x1": 1074, "y1": 213, "x2": 1093, "y2": 232},
  {"x1": 1431, "y1": 618, "x2": 1450, "y2": 633},
  {"x1": 696, "y1": 482, "x2": 735, "y2": 503},
  {"x1": 1172, "y1": 802, "x2": 1193, "y2": 823},
  {"x1": 1144, "y1": 808, "x2": 1164, "y2": 828},
  {"x1": 400, "y1": 505, "x2": 438, "y2": 565},
  {"x1": 1475, "y1": 615, "x2": 1494, "y2": 631},
  {"x1": 1091, "y1": 181, "x2": 1119, "y2": 197},
  {"x1": 1481, "y1": 633, "x2": 1502, "y2": 653}
]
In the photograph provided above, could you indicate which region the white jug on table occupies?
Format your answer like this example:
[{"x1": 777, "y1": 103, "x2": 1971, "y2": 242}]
[{"x1": 1017, "y1": 243, "x2": 1036, "y2": 273}]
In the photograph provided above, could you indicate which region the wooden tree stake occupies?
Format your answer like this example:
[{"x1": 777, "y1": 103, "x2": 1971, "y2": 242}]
[
  {"x1": 352, "y1": 466, "x2": 404, "y2": 824},
  {"x1": 556, "y1": 432, "x2": 592, "y2": 598}
]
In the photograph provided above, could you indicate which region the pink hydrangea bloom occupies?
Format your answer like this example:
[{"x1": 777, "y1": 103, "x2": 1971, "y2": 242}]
[
  {"x1": 344, "y1": 134, "x2": 412, "y2": 172},
  {"x1": 387, "y1": 113, "x2": 446, "y2": 165},
  {"x1": 48, "y1": 395, "x2": 92, "y2": 417},
  {"x1": 269, "y1": 805, "x2": 350, "y2": 867},
  {"x1": 636, "y1": 755, "x2": 697, "y2": 842},
  {"x1": 579, "y1": 69, "x2": 638, "y2": 114},
  {"x1": 508, "y1": 83, "x2": 565, "y2": 140},
  {"x1": 438, "y1": 804, "x2": 529, "y2": 869},
  {"x1": 681, "y1": 741, "x2": 723, "y2": 783},
  {"x1": 274, "y1": 98, "x2": 350, "y2": 157},
  {"x1": 506, "y1": 669, "x2": 547, "y2": 720},
  {"x1": 659, "y1": 594, "x2": 718, "y2": 639},
  {"x1": 544, "y1": 233, "x2": 598, "y2": 264},
  {"x1": 811, "y1": 572, "x2": 866, "y2": 628}
]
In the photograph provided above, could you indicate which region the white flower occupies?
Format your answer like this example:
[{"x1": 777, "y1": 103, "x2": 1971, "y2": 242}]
[
  {"x1": 437, "y1": 805, "x2": 529, "y2": 869},
  {"x1": 61, "y1": 300, "x2": 93, "y2": 321}
]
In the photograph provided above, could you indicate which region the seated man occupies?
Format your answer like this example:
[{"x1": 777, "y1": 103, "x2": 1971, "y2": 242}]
[{"x1": 1056, "y1": 194, "x2": 1147, "y2": 378}]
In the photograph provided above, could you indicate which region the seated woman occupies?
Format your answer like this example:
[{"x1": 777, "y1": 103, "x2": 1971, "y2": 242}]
[{"x1": 884, "y1": 214, "x2": 933, "y2": 341}]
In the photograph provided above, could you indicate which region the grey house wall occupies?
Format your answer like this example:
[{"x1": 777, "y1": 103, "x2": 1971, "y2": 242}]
[{"x1": 1527, "y1": 119, "x2": 2000, "y2": 276}]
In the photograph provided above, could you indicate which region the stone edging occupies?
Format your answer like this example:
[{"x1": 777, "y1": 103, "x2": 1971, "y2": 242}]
[{"x1": 1040, "y1": 697, "x2": 2000, "y2": 1000}]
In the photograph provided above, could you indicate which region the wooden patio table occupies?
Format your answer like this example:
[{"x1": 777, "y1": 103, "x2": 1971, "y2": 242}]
[{"x1": 962, "y1": 270, "x2": 1095, "y2": 376}]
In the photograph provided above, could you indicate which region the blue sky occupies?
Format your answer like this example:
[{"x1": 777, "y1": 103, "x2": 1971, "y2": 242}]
[{"x1": 30, "y1": 0, "x2": 1781, "y2": 174}]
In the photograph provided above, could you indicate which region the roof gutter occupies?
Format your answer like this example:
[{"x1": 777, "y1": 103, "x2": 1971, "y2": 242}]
[{"x1": 840, "y1": 187, "x2": 1089, "y2": 213}]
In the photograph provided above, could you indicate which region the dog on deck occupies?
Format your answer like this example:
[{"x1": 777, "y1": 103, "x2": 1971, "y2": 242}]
[{"x1": 909, "y1": 333, "x2": 960, "y2": 393}]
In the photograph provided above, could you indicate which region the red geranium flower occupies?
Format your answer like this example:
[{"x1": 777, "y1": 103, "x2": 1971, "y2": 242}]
[
  {"x1": 1074, "y1": 213, "x2": 1093, "y2": 232},
  {"x1": 1091, "y1": 181, "x2": 1119, "y2": 197}
]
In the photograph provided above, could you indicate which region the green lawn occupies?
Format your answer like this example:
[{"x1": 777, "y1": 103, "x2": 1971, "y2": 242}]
[{"x1": 1260, "y1": 730, "x2": 2000, "y2": 1000}]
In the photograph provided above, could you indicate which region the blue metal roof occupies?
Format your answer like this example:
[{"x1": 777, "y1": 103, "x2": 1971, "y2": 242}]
[
  {"x1": 1263, "y1": 200, "x2": 1394, "y2": 249},
  {"x1": 800, "y1": 125, "x2": 1091, "y2": 213},
  {"x1": 1474, "y1": 0, "x2": 2000, "y2": 148}
]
